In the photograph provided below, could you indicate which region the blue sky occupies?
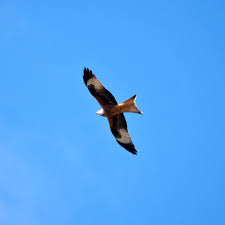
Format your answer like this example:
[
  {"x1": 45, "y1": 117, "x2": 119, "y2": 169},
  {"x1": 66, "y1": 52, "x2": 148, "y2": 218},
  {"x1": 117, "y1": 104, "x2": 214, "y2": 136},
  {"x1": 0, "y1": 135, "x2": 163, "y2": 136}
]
[{"x1": 0, "y1": 0, "x2": 225, "y2": 225}]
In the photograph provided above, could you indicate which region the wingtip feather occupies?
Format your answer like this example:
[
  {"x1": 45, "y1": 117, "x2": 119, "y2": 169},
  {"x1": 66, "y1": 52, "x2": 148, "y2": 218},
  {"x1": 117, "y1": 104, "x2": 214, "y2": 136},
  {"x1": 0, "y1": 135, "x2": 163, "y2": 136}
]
[
  {"x1": 117, "y1": 141, "x2": 137, "y2": 155},
  {"x1": 83, "y1": 67, "x2": 94, "y2": 85}
]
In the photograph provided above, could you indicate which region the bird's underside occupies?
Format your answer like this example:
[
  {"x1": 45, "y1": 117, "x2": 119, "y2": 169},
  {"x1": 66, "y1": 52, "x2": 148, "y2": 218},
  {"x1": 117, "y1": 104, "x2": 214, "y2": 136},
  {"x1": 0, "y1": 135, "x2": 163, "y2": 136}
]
[
  {"x1": 83, "y1": 67, "x2": 143, "y2": 155},
  {"x1": 97, "y1": 94, "x2": 143, "y2": 118}
]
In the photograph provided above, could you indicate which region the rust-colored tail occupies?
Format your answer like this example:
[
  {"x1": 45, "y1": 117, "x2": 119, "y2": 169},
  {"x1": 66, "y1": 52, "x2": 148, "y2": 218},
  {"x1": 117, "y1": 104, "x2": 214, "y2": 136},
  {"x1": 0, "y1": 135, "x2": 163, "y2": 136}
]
[{"x1": 119, "y1": 95, "x2": 143, "y2": 114}]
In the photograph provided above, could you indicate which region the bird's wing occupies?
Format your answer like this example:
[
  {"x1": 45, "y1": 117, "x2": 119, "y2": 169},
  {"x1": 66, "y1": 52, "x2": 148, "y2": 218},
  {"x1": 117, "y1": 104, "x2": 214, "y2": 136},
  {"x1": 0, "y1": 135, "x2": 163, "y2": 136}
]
[
  {"x1": 83, "y1": 68, "x2": 117, "y2": 107},
  {"x1": 108, "y1": 113, "x2": 137, "y2": 154}
]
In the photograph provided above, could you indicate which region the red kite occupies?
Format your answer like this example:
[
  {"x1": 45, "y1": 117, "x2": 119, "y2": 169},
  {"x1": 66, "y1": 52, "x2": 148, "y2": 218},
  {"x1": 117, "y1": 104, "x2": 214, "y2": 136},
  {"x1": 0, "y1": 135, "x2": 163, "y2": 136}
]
[{"x1": 83, "y1": 68, "x2": 143, "y2": 155}]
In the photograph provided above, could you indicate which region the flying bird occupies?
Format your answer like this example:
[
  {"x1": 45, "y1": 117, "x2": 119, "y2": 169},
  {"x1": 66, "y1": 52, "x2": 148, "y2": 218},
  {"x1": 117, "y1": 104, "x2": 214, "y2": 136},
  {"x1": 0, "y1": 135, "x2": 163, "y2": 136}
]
[{"x1": 83, "y1": 68, "x2": 143, "y2": 155}]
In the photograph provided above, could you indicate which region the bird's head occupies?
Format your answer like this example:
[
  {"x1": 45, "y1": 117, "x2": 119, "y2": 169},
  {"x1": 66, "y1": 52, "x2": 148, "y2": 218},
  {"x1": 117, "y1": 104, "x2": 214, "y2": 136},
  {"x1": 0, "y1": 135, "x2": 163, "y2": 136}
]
[{"x1": 96, "y1": 108, "x2": 106, "y2": 117}]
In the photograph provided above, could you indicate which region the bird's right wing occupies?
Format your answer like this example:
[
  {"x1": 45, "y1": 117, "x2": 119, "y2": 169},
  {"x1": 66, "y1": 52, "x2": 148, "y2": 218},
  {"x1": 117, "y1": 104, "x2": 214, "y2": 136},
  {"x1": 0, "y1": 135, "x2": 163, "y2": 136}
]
[
  {"x1": 83, "y1": 68, "x2": 117, "y2": 107},
  {"x1": 108, "y1": 113, "x2": 137, "y2": 155}
]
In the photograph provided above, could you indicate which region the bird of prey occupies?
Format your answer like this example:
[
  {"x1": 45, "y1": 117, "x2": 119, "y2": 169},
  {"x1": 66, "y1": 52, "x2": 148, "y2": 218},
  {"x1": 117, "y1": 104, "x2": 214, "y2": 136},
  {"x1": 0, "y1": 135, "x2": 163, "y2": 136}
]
[{"x1": 83, "y1": 68, "x2": 143, "y2": 155}]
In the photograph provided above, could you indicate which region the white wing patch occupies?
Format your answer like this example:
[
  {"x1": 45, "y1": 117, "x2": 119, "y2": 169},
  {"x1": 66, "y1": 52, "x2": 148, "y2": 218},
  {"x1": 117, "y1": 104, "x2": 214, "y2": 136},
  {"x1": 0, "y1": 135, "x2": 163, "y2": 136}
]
[
  {"x1": 87, "y1": 78, "x2": 103, "y2": 91},
  {"x1": 116, "y1": 129, "x2": 132, "y2": 144}
]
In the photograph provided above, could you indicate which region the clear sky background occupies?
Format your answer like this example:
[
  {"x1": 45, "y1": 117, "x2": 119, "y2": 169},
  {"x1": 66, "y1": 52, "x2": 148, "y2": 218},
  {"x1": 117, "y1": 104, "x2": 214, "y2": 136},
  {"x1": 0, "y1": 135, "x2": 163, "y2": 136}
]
[{"x1": 0, "y1": 0, "x2": 225, "y2": 225}]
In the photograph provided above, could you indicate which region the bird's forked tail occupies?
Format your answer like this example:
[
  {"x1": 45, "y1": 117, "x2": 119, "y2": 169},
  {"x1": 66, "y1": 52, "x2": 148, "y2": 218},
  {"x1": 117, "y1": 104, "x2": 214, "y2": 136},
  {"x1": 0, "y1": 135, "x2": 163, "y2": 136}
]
[{"x1": 119, "y1": 95, "x2": 143, "y2": 115}]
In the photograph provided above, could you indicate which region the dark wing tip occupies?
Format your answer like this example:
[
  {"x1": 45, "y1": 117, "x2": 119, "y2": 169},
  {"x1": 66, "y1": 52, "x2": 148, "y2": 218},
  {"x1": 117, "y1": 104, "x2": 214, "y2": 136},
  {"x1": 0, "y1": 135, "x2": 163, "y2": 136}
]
[
  {"x1": 117, "y1": 141, "x2": 137, "y2": 155},
  {"x1": 83, "y1": 67, "x2": 94, "y2": 85},
  {"x1": 131, "y1": 148, "x2": 137, "y2": 155},
  {"x1": 83, "y1": 67, "x2": 91, "y2": 73}
]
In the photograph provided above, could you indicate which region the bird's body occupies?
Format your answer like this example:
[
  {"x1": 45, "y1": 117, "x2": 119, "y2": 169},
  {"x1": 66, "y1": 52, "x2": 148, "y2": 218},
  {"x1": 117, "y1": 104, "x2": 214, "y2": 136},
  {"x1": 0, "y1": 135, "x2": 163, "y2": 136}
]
[
  {"x1": 96, "y1": 95, "x2": 143, "y2": 117},
  {"x1": 83, "y1": 68, "x2": 143, "y2": 155}
]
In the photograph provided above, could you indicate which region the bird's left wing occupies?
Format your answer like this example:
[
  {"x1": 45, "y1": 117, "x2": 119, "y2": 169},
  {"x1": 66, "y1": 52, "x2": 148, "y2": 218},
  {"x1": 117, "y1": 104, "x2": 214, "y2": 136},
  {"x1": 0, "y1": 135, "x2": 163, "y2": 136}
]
[
  {"x1": 108, "y1": 113, "x2": 137, "y2": 155},
  {"x1": 83, "y1": 68, "x2": 117, "y2": 107}
]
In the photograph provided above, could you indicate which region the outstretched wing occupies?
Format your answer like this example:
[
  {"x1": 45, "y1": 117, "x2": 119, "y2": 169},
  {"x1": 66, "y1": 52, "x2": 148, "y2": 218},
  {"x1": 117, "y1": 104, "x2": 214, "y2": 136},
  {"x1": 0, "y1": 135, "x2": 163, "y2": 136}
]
[
  {"x1": 108, "y1": 113, "x2": 137, "y2": 155},
  {"x1": 83, "y1": 68, "x2": 117, "y2": 107}
]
